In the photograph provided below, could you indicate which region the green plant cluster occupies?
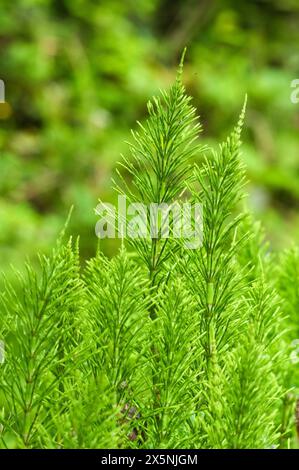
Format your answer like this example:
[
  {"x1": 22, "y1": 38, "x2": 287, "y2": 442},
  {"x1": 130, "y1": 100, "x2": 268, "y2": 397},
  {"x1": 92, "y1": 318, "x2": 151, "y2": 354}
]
[{"x1": 0, "y1": 68, "x2": 298, "y2": 449}]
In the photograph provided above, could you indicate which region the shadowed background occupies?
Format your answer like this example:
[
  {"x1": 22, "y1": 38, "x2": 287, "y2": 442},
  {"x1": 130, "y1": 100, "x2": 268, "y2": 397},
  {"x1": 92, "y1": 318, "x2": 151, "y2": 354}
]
[{"x1": 0, "y1": 0, "x2": 299, "y2": 272}]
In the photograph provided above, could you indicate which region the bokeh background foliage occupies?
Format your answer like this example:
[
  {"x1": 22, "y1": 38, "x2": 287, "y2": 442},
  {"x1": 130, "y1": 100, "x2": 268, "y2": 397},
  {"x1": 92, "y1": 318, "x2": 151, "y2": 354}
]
[{"x1": 0, "y1": 0, "x2": 299, "y2": 270}]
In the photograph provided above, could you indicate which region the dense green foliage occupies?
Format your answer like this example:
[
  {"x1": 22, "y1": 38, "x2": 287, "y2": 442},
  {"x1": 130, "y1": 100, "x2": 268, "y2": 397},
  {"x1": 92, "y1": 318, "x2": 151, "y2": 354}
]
[
  {"x1": 1, "y1": 0, "x2": 299, "y2": 273},
  {"x1": 1, "y1": 68, "x2": 298, "y2": 449}
]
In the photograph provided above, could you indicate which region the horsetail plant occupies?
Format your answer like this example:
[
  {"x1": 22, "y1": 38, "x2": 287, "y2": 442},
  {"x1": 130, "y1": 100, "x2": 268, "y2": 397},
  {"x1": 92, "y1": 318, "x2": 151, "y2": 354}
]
[{"x1": 0, "y1": 57, "x2": 297, "y2": 449}]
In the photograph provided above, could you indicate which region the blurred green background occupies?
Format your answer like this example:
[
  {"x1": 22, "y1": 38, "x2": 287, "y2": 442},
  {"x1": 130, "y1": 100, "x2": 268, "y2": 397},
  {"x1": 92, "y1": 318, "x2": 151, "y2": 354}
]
[{"x1": 0, "y1": 0, "x2": 299, "y2": 272}]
